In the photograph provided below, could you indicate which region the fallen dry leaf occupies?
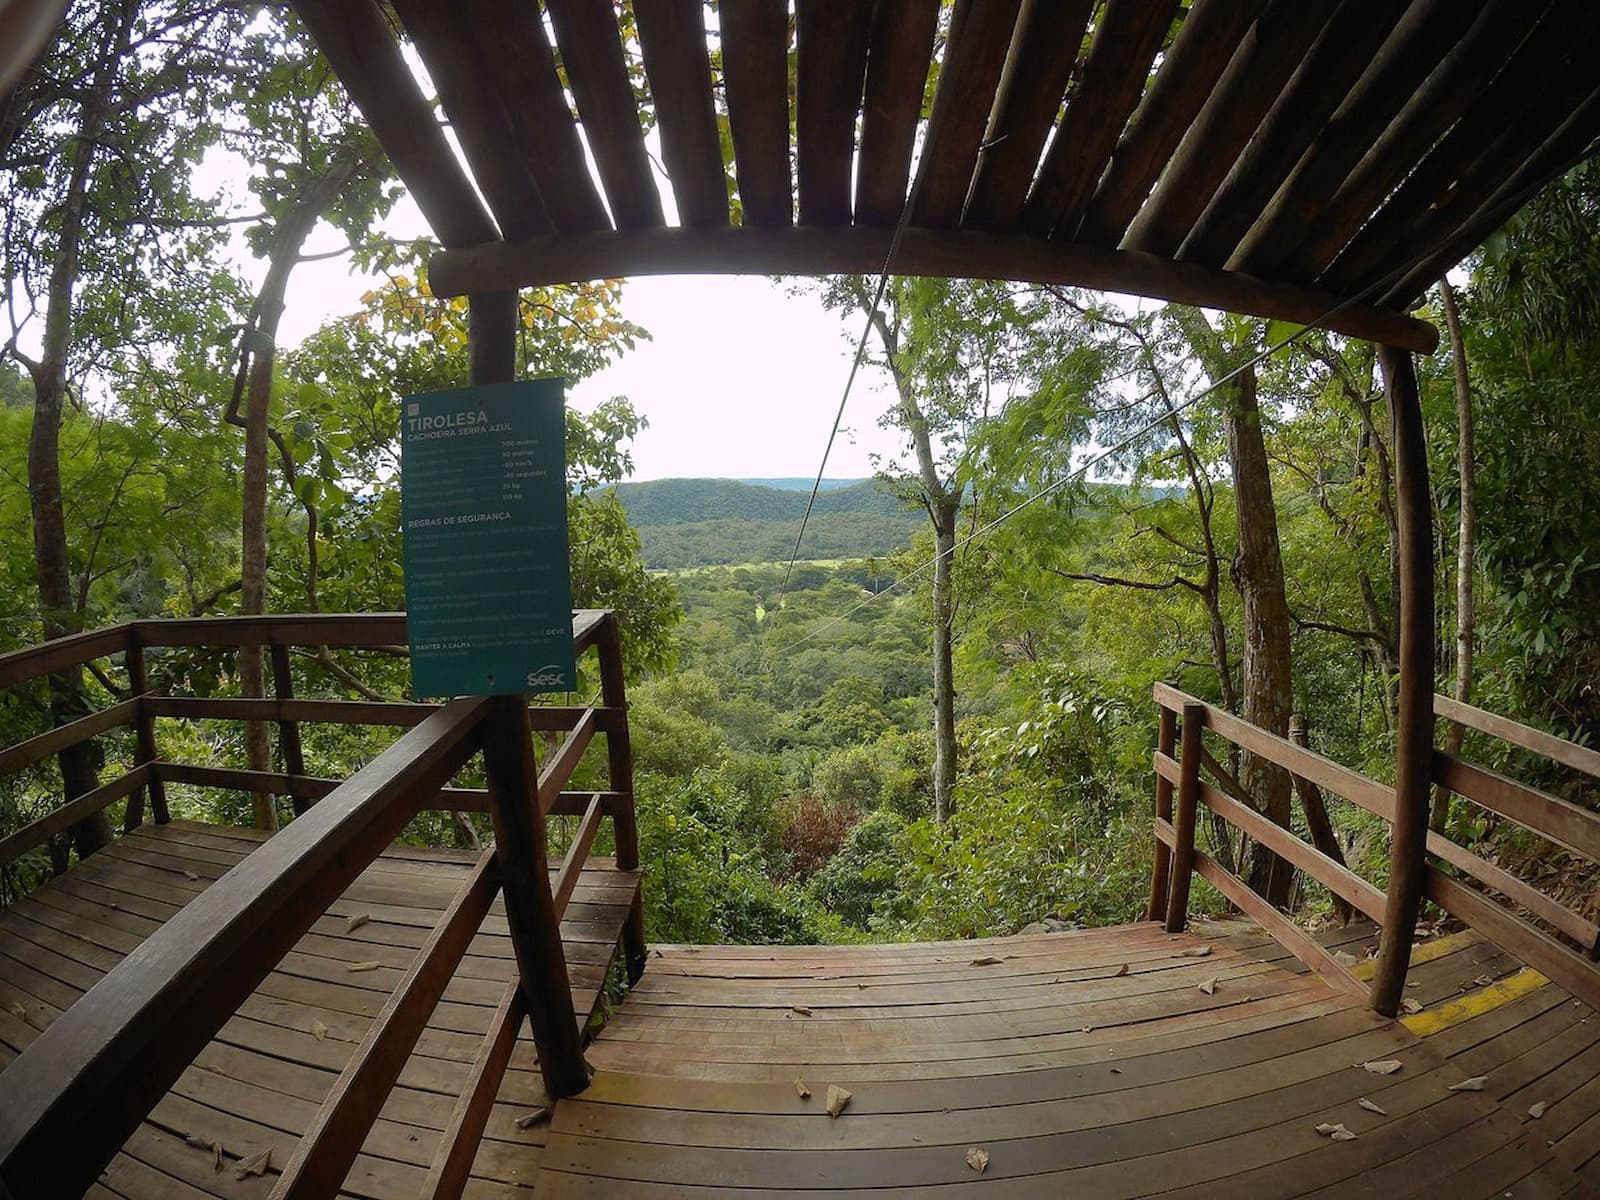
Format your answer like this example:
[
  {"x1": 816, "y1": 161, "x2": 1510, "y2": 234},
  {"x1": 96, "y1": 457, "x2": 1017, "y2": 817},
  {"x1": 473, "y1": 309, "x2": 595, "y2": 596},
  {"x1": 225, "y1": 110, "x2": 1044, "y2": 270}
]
[
  {"x1": 1361, "y1": 1060, "x2": 1404, "y2": 1076},
  {"x1": 346, "y1": 960, "x2": 381, "y2": 973},
  {"x1": 1472, "y1": 974, "x2": 1494, "y2": 987},
  {"x1": 1334, "y1": 950, "x2": 1360, "y2": 967},
  {"x1": 970, "y1": 956, "x2": 1003, "y2": 966},
  {"x1": 1315, "y1": 1122, "x2": 1358, "y2": 1142},
  {"x1": 1113, "y1": 963, "x2": 1130, "y2": 977},
  {"x1": 1528, "y1": 1101, "x2": 1548, "y2": 1120},
  {"x1": 1198, "y1": 977, "x2": 1218, "y2": 996},
  {"x1": 345, "y1": 912, "x2": 370, "y2": 934},
  {"x1": 795, "y1": 1079, "x2": 811, "y2": 1100},
  {"x1": 966, "y1": 1146, "x2": 990, "y2": 1173},
  {"x1": 1357, "y1": 1098, "x2": 1388, "y2": 1116},
  {"x1": 826, "y1": 1085, "x2": 852, "y2": 1118},
  {"x1": 1448, "y1": 1076, "x2": 1488, "y2": 1092},
  {"x1": 182, "y1": 870, "x2": 199, "y2": 882},
  {"x1": 310, "y1": 1018, "x2": 329, "y2": 1042},
  {"x1": 1181, "y1": 945, "x2": 1213, "y2": 958},
  {"x1": 1400, "y1": 999, "x2": 1423, "y2": 1015},
  {"x1": 7, "y1": 1001, "x2": 26, "y2": 1021},
  {"x1": 791, "y1": 1005, "x2": 813, "y2": 1017},
  {"x1": 183, "y1": 1134, "x2": 209, "y2": 1150},
  {"x1": 234, "y1": 1149, "x2": 271, "y2": 1179},
  {"x1": 212, "y1": 1141, "x2": 223, "y2": 1173},
  {"x1": 514, "y1": 1107, "x2": 550, "y2": 1130}
]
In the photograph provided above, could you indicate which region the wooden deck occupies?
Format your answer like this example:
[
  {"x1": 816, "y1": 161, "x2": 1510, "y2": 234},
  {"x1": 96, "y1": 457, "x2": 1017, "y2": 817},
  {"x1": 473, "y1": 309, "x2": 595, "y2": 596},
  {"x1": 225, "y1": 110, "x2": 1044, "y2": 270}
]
[
  {"x1": 4, "y1": 827, "x2": 1600, "y2": 1196},
  {"x1": 0, "y1": 820, "x2": 640, "y2": 1199}
]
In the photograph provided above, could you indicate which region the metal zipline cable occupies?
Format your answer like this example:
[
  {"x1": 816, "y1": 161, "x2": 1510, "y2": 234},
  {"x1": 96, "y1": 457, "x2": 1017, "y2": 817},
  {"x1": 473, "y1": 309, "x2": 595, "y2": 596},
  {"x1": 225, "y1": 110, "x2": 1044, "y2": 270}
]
[
  {"x1": 772, "y1": 253, "x2": 1451, "y2": 657},
  {"x1": 776, "y1": 144, "x2": 936, "y2": 608}
]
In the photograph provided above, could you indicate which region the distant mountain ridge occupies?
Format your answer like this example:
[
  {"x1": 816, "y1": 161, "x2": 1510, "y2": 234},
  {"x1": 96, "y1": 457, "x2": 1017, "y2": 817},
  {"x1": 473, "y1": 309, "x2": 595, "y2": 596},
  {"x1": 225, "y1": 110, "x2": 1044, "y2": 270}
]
[{"x1": 609, "y1": 477, "x2": 913, "y2": 526}]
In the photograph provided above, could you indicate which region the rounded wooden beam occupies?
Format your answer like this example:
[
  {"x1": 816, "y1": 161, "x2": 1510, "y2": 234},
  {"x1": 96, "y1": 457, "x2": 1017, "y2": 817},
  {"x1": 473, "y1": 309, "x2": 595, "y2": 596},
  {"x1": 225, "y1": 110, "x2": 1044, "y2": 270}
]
[
  {"x1": 429, "y1": 225, "x2": 1439, "y2": 353},
  {"x1": 1369, "y1": 344, "x2": 1435, "y2": 1019}
]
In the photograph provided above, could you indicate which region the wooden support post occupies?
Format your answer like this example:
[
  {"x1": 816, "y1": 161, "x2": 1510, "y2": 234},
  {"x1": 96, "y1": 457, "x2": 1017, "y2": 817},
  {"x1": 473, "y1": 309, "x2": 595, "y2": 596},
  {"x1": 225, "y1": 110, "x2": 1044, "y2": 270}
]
[
  {"x1": 481, "y1": 695, "x2": 589, "y2": 1097},
  {"x1": 124, "y1": 631, "x2": 166, "y2": 828},
  {"x1": 1289, "y1": 713, "x2": 1353, "y2": 924},
  {"x1": 270, "y1": 643, "x2": 310, "y2": 816},
  {"x1": 1165, "y1": 702, "x2": 1205, "y2": 933},
  {"x1": 1370, "y1": 344, "x2": 1435, "y2": 1018},
  {"x1": 597, "y1": 612, "x2": 646, "y2": 982},
  {"x1": 1145, "y1": 704, "x2": 1177, "y2": 921}
]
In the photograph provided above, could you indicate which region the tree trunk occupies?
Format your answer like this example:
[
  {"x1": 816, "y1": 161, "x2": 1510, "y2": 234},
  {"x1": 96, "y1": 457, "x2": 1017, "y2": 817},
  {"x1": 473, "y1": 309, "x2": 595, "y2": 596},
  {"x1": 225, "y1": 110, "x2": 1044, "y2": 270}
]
[
  {"x1": 930, "y1": 494, "x2": 959, "y2": 823},
  {"x1": 23, "y1": 0, "x2": 134, "y2": 860},
  {"x1": 1432, "y1": 277, "x2": 1474, "y2": 833},
  {"x1": 233, "y1": 172, "x2": 357, "y2": 831},
  {"x1": 1225, "y1": 366, "x2": 1296, "y2": 908}
]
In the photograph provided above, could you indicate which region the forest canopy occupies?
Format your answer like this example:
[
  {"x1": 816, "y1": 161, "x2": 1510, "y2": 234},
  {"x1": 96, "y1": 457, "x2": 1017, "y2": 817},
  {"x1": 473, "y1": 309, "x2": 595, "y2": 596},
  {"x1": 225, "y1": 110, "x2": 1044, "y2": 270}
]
[{"x1": 2, "y1": 2, "x2": 1598, "y2": 952}]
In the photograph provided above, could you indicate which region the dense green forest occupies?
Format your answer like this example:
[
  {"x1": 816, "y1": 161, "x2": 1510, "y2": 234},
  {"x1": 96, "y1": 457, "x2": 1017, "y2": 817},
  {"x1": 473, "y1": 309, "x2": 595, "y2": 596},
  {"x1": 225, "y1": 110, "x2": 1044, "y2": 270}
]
[
  {"x1": 609, "y1": 477, "x2": 923, "y2": 567},
  {"x1": 3, "y1": 3, "x2": 1599, "y2": 955}
]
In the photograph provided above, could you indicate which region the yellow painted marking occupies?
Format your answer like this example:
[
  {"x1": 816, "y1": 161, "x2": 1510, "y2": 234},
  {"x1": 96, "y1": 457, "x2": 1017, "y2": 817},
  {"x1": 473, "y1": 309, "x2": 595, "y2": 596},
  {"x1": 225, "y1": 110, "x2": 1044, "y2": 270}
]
[
  {"x1": 1351, "y1": 928, "x2": 1483, "y2": 981},
  {"x1": 1401, "y1": 967, "x2": 1549, "y2": 1037}
]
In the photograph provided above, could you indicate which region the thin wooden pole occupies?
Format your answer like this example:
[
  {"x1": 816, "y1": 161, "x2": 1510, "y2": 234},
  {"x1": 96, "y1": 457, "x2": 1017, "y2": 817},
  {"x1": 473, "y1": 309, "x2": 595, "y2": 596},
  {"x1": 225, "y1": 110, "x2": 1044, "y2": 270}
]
[
  {"x1": 468, "y1": 286, "x2": 588, "y2": 1095},
  {"x1": 481, "y1": 696, "x2": 588, "y2": 1096},
  {"x1": 1165, "y1": 702, "x2": 1205, "y2": 933},
  {"x1": 1145, "y1": 704, "x2": 1177, "y2": 921},
  {"x1": 1370, "y1": 344, "x2": 1434, "y2": 1017},
  {"x1": 124, "y1": 630, "x2": 166, "y2": 828},
  {"x1": 597, "y1": 612, "x2": 646, "y2": 981},
  {"x1": 269, "y1": 643, "x2": 310, "y2": 816},
  {"x1": 1289, "y1": 713, "x2": 1353, "y2": 924}
]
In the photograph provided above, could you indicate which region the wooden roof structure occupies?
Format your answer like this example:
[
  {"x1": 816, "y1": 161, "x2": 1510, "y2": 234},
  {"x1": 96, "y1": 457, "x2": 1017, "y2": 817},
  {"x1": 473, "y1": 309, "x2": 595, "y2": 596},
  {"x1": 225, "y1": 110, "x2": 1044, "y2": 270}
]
[{"x1": 293, "y1": 0, "x2": 1600, "y2": 355}]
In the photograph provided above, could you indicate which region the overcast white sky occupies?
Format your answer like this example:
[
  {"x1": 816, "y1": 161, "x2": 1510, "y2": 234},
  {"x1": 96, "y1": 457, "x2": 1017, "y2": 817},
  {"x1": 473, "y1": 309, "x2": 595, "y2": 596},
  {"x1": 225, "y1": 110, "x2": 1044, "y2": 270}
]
[{"x1": 256, "y1": 184, "x2": 905, "y2": 484}]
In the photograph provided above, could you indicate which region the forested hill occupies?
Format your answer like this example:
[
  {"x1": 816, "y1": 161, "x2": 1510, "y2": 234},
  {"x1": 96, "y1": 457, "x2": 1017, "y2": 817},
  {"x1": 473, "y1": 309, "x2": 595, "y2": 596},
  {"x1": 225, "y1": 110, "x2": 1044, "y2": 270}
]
[
  {"x1": 607, "y1": 477, "x2": 923, "y2": 568},
  {"x1": 610, "y1": 477, "x2": 905, "y2": 524}
]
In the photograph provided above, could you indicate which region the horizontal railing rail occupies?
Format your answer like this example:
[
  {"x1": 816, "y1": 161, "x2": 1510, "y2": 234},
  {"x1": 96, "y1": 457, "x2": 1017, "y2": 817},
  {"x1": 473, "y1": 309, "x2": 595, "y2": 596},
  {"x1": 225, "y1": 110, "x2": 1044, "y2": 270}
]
[
  {"x1": 0, "y1": 610, "x2": 643, "y2": 1200},
  {"x1": 1151, "y1": 682, "x2": 1600, "y2": 1016},
  {"x1": 0, "y1": 612, "x2": 616, "y2": 868}
]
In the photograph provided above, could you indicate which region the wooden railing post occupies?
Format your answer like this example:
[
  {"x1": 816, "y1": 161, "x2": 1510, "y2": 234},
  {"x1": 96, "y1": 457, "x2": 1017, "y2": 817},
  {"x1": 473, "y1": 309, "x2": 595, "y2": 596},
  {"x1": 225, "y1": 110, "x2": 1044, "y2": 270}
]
[
  {"x1": 269, "y1": 643, "x2": 310, "y2": 815},
  {"x1": 1145, "y1": 702, "x2": 1177, "y2": 921},
  {"x1": 596, "y1": 612, "x2": 647, "y2": 981},
  {"x1": 481, "y1": 695, "x2": 589, "y2": 1097},
  {"x1": 1165, "y1": 702, "x2": 1205, "y2": 933},
  {"x1": 124, "y1": 629, "x2": 167, "y2": 828},
  {"x1": 1370, "y1": 344, "x2": 1435, "y2": 1017}
]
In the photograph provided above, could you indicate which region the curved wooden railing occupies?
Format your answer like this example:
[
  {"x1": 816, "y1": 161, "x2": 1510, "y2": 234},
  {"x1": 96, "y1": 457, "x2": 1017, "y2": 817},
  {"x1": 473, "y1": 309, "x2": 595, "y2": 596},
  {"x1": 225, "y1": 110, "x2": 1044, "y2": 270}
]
[
  {"x1": 0, "y1": 611, "x2": 642, "y2": 1200},
  {"x1": 1151, "y1": 682, "x2": 1600, "y2": 1016}
]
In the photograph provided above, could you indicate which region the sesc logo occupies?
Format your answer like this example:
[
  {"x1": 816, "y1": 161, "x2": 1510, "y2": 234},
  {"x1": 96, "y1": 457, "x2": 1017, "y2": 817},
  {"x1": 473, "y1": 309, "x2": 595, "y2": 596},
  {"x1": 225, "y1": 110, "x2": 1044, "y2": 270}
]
[{"x1": 526, "y1": 666, "x2": 568, "y2": 688}]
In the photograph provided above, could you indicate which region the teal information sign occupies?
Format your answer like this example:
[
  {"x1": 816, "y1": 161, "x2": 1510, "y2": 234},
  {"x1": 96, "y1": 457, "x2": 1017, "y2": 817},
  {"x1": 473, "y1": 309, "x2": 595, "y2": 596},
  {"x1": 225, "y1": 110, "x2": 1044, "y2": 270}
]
[{"x1": 400, "y1": 379, "x2": 575, "y2": 697}]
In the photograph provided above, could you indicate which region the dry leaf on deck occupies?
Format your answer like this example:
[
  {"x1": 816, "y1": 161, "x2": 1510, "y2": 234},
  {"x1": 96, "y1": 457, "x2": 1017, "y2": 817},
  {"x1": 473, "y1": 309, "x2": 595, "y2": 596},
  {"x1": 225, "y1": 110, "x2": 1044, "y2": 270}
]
[
  {"x1": 1181, "y1": 946, "x2": 1213, "y2": 958},
  {"x1": 346, "y1": 960, "x2": 381, "y2": 973},
  {"x1": 1448, "y1": 1076, "x2": 1488, "y2": 1092},
  {"x1": 310, "y1": 1018, "x2": 329, "y2": 1042},
  {"x1": 1315, "y1": 1122, "x2": 1358, "y2": 1141},
  {"x1": 1333, "y1": 951, "x2": 1360, "y2": 967},
  {"x1": 514, "y1": 1107, "x2": 550, "y2": 1130},
  {"x1": 1357, "y1": 1098, "x2": 1388, "y2": 1116},
  {"x1": 1528, "y1": 1101, "x2": 1548, "y2": 1120},
  {"x1": 1400, "y1": 999, "x2": 1423, "y2": 1015},
  {"x1": 795, "y1": 1079, "x2": 811, "y2": 1099},
  {"x1": 345, "y1": 913, "x2": 370, "y2": 934},
  {"x1": 826, "y1": 1085, "x2": 852, "y2": 1118},
  {"x1": 970, "y1": 956, "x2": 1003, "y2": 966},
  {"x1": 234, "y1": 1149, "x2": 271, "y2": 1179},
  {"x1": 212, "y1": 1141, "x2": 223, "y2": 1172},
  {"x1": 182, "y1": 870, "x2": 199, "y2": 882},
  {"x1": 1113, "y1": 963, "x2": 1130, "y2": 977},
  {"x1": 7, "y1": 1001, "x2": 26, "y2": 1021},
  {"x1": 1361, "y1": 1060, "x2": 1403, "y2": 1076},
  {"x1": 791, "y1": 1005, "x2": 813, "y2": 1017},
  {"x1": 966, "y1": 1146, "x2": 990, "y2": 1173},
  {"x1": 183, "y1": 1134, "x2": 209, "y2": 1150},
  {"x1": 1198, "y1": 977, "x2": 1217, "y2": 996},
  {"x1": 1473, "y1": 974, "x2": 1494, "y2": 987}
]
